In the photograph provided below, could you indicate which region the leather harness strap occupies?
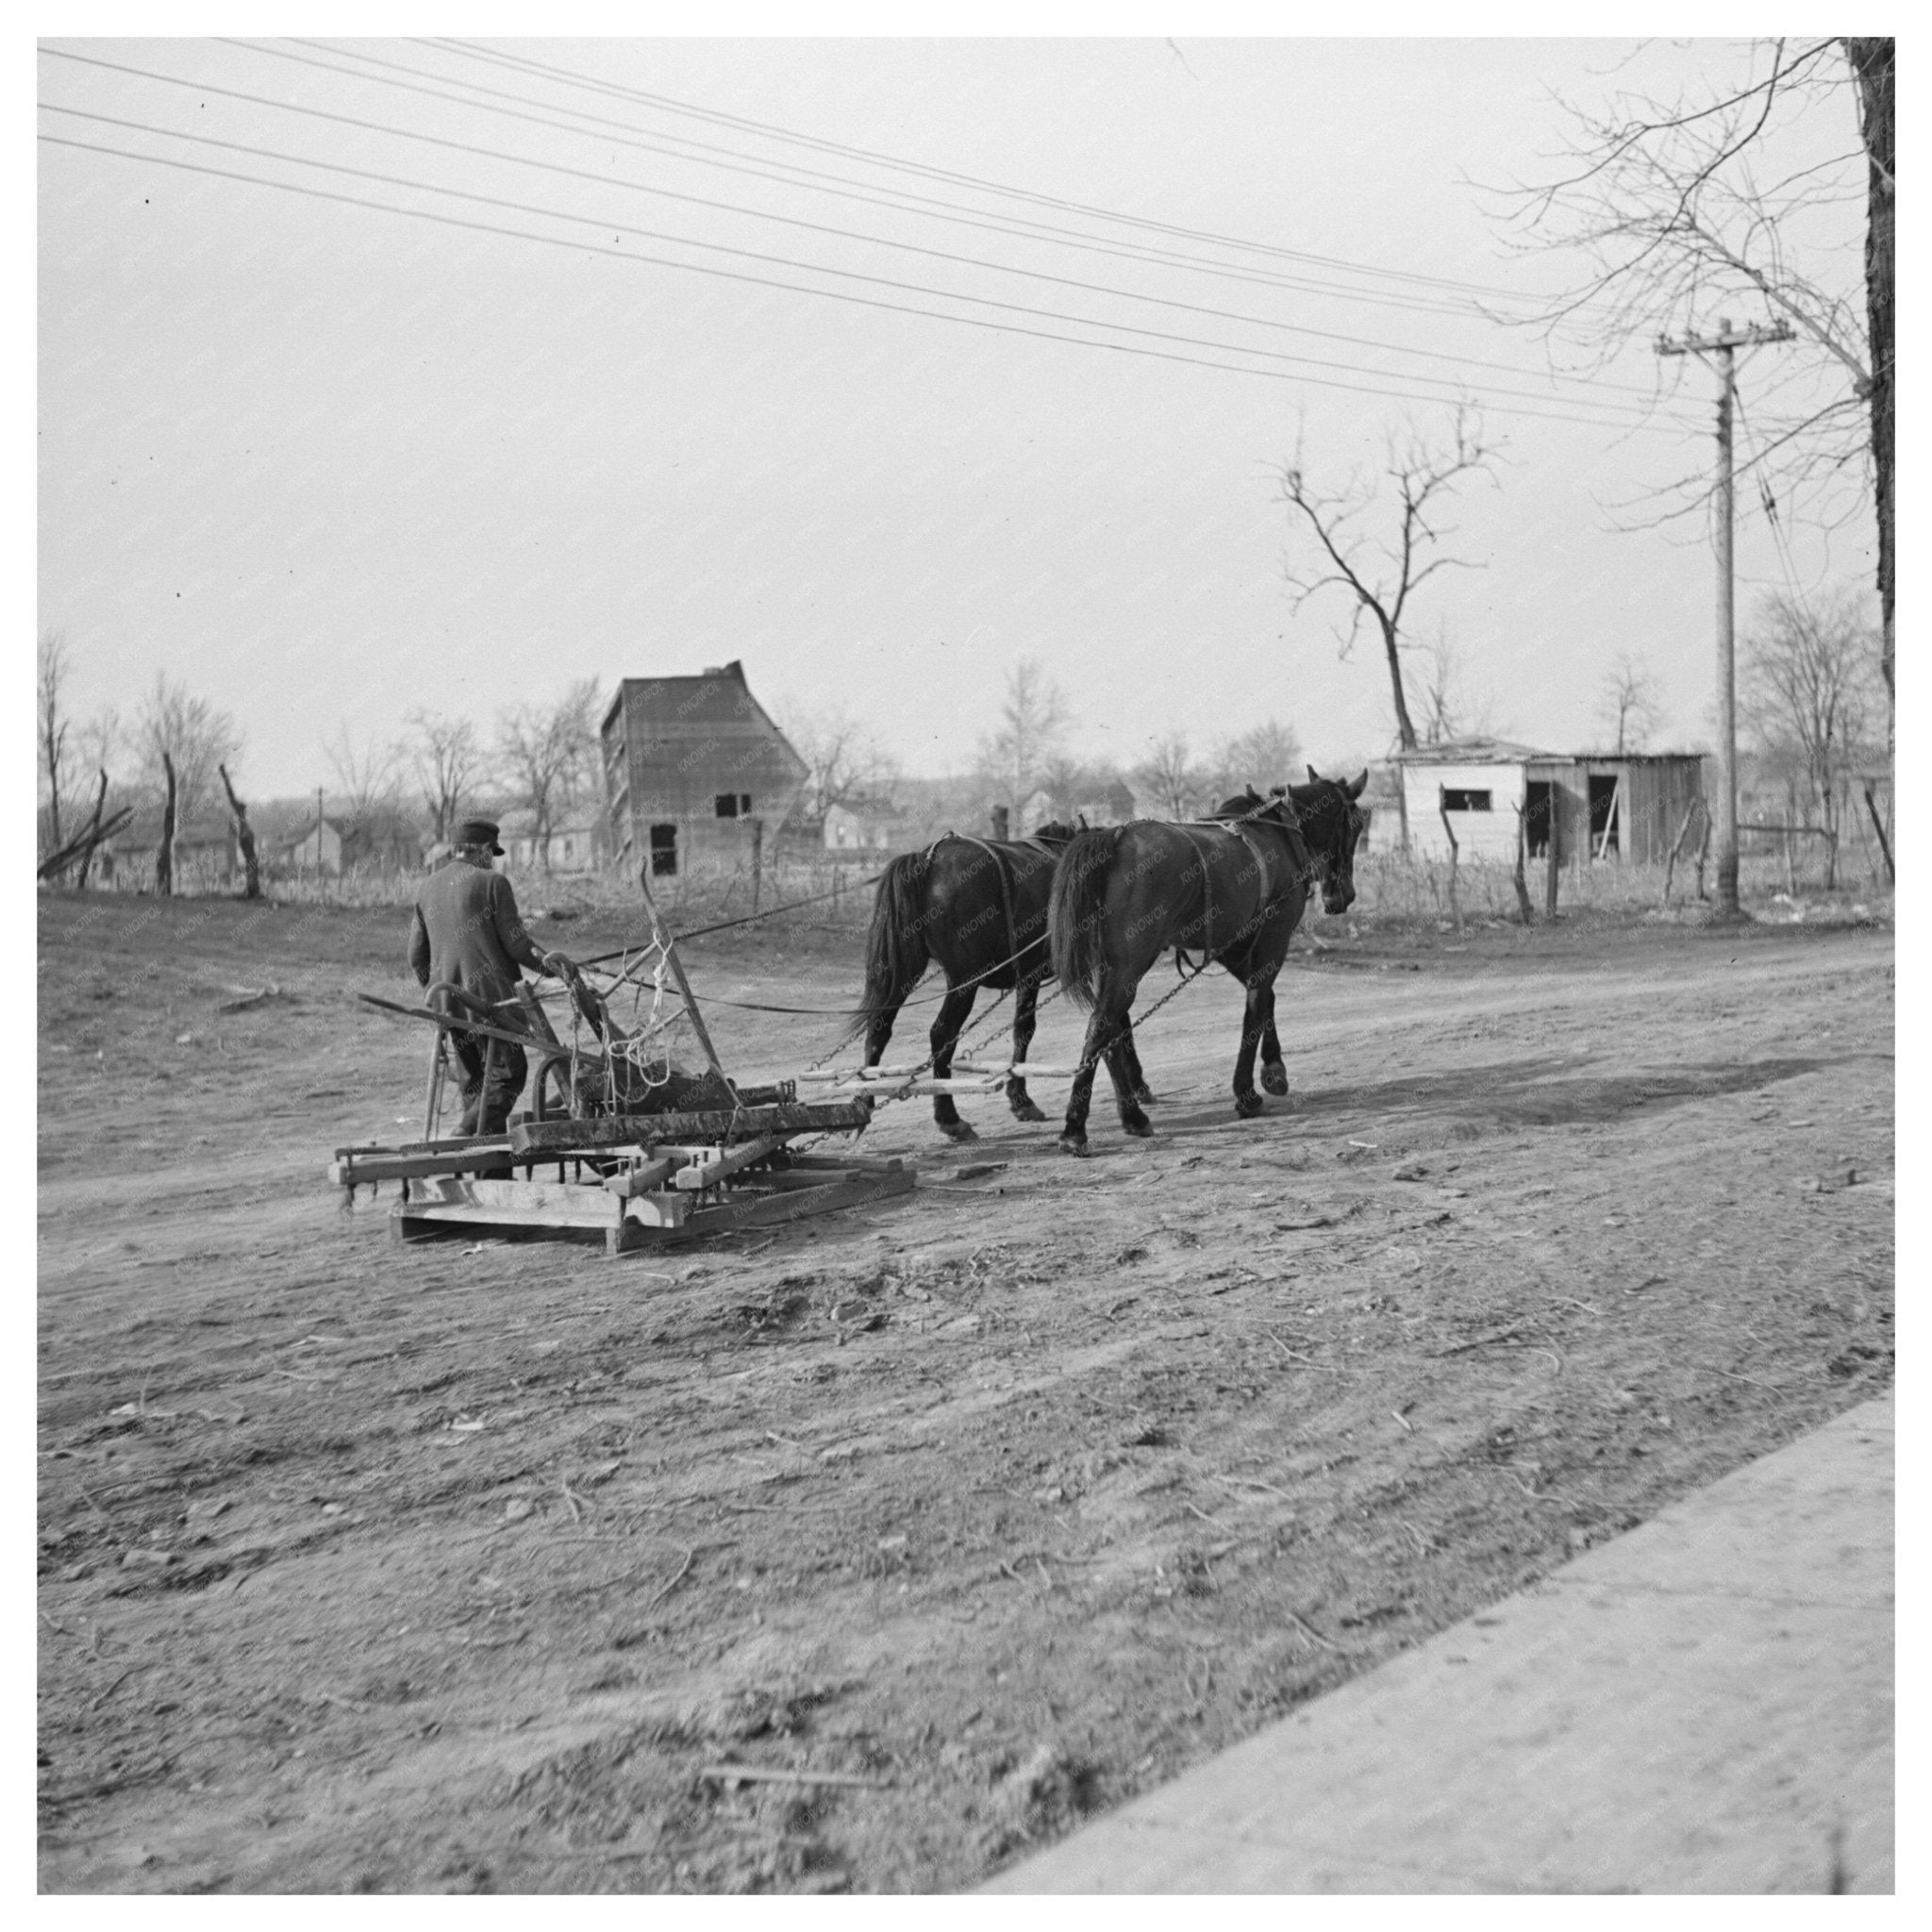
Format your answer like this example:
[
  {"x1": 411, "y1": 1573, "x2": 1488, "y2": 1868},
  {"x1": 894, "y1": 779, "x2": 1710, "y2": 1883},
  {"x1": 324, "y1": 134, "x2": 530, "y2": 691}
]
[
  {"x1": 1170, "y1": 811, "x2": 1304, "y2": 974},
  {"x1": 951, "y1": 833, "x2": 1022, "y2": 973}
]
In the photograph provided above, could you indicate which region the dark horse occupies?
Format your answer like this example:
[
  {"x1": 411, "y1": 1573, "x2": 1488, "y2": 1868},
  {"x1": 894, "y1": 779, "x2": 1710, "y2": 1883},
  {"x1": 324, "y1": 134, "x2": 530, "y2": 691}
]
[
  {"x1": 851, "y1": 822, "x2": 1156, "y2": 1140},
  {"x1": 1048, "y1": 769, "x2": 1369, "y2": 1153}
]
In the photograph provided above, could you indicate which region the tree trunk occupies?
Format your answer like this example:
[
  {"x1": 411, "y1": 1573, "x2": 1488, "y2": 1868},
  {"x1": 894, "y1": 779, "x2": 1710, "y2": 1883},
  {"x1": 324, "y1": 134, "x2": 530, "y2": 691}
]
[
  {"x1": 1381, "y1": 617, "x2": 1419, "y2": 752},
  {"x1": 75, "y1": 769, "x2": 108, "y2": 889},
  {"x1": 156, "y1": 751, "x2": 177, "y2": 897},
  {"x1": 1844, "y1": 38, "x2": 1894, "y2": 750},
  {"x1": 219, "y1": 762, "x2": 260, "y2": 900},
  {"x1": 1512, "y1": 804, "x2": 1536, "y2": 924}
]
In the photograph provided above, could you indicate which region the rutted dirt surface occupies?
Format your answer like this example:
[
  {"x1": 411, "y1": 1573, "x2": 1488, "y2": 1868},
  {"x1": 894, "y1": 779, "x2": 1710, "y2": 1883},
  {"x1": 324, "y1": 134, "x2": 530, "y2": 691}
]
[{"x1": 38, "y1": 893, "x2": 1893, "y2": 1893}]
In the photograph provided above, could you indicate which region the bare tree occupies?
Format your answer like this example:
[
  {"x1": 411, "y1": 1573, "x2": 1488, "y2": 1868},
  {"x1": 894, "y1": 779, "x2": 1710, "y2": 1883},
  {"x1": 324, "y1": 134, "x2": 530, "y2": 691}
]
[
  {"x1": 780, "y1": 700, "x2": 900, "y2": 821},
  {"x1": 406, "y1": 710, "x2": 483, "y2": 844},
  {"x1": 1134, "y1": 731, "x2": 1207, "y2": 820},
  {"x1": 1597, "y1": 651, "x2": 1664, "y2": 754},
  {"x1": 1279, "y1": 406, "x2": 1499, "y2": 751},
  {"x1": 1740, "y1": 587, "x2": 1880, "y2": 888},
  {"x1": 1208, "y1": 719, "x2": 1304, "y2": 796},
  {"x1": 977, "y1": 658, "x2": 1072, "y2": 826},
  {"x1": 38, "y1": 630, "x2": 70, "y2": 854},
  {"x1": 138, "y1": 674, "x2": 241, "y2": 829},
  {"x1": 495, "y1": 677, "x2": 602, "y2": 869},
  {"x1": 1494, "y1": 39, "x2": 1891, "y2": 725},
  {"x1": 324, "y1": 724, "x2": 403, "y2": 821},
  {"x1": 74, "y1": 707, "x2": 120, "y2": 788}
]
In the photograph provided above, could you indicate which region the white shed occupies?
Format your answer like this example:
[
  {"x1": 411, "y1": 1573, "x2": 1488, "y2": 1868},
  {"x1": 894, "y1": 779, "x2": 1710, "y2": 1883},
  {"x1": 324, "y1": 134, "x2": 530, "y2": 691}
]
[{"x1": 1396, "y1": 739, "x2": 1551, "y2": 863}]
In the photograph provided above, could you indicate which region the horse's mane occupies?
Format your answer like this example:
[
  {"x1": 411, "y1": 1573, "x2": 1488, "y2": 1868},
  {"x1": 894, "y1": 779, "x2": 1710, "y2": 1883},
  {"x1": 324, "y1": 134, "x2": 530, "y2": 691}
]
[{"x1": 1027, "y1": 818, "x2": 1084, "y2": 843}]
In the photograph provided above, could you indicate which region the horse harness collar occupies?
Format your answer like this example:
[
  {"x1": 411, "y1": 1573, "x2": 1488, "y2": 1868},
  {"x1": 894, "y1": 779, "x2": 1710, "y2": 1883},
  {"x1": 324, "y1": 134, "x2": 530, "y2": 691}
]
[{"x1": 1170, "y1": 803, "x2": 1308, "y2": 974}]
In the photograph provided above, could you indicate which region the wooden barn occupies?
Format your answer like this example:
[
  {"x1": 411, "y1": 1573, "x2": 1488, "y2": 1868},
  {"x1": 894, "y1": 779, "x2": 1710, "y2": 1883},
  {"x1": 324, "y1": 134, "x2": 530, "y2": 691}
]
[
  {"x1": 601, "y1": 661, "x2": 808, "y2": 877},
  {"x1": 1394, "y1": 739, "x2": 1707, "y2": 866}
]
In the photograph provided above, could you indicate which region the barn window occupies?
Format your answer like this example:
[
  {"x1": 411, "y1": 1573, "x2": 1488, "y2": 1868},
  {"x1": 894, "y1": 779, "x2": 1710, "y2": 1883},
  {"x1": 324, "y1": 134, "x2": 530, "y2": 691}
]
[
  {"x1": 714, "y1": 793, "x2": 739, "y2": 818},
  {"x1": 649, "y1": 824, "x2": 678, "y2": 875},
  {"x1": 1441, "y1": 789, "x2": 1492, "y2": 812}
]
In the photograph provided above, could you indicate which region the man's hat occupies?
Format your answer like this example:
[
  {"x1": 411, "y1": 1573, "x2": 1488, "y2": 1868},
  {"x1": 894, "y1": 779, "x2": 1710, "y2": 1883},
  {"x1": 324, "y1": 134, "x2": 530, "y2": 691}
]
[{"x1": 453, "y1": 819, "x2": 505, "y2": 855}]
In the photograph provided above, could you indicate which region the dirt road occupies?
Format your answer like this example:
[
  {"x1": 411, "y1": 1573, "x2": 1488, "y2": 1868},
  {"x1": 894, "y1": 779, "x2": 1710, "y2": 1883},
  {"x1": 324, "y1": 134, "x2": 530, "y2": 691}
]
[{"x1": 38, "y1": 895, "x2": 1893, "y2": 1892}]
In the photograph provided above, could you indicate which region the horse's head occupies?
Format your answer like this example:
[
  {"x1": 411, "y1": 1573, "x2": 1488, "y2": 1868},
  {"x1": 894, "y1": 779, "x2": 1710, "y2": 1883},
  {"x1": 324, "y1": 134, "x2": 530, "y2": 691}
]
[{"x1": 1296, "y1": 765, "x2": 1370, "y2": 914}]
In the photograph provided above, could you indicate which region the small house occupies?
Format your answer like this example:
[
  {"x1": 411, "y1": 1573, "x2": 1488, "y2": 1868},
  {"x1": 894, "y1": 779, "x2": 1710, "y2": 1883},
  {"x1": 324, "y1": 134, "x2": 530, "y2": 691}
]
[
  {"x1": 601, "y1": 661, "x2": 808, "y2": 877},
  {"x1": 822, "y1": 802, "x2": 908, "y2": 854},
  {"x1": 92, "y1": 808, "x2": 237, "y2": 888},
  {"x1": 1393, "y1": 739, "x2": 1706, "y2": 866},
  {"x1": 502, "y1": 809, "x2": 608, "y2": 874},
  {"x1": 275, "y1": 815, "x2": 346, "y2": 876}
]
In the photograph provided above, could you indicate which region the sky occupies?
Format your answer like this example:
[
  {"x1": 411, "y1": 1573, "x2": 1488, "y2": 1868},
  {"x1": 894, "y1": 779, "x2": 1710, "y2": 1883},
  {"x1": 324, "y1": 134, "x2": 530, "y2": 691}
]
[{"x1": 37, "y1": 32, "x2": 1878, "y2": 798}]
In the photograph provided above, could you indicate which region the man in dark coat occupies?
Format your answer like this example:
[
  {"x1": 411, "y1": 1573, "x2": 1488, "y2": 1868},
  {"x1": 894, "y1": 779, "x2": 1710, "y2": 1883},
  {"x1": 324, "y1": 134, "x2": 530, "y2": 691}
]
[{"x1": 407, "y1": 819, "x2": 575, "y2": 1135}]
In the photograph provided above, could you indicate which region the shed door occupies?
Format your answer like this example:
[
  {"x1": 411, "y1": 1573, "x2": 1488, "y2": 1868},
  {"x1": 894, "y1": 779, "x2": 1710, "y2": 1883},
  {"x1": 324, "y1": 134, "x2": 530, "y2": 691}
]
[
  {"x1": 1589, "y1": 774, "x2": 1621, "y2": 857},
  {"x1": 649, "y1": 824, "x2": 678, "y2": 876},
  {"x1": 1525, "y1": 781, "x2": 1556, "y2": 858}
]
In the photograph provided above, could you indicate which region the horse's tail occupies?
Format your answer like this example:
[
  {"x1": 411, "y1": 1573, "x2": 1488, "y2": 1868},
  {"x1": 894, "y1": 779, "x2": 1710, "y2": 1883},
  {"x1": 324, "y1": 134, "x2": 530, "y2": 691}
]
[
  {"x1": 1049, "y1": 828, "x2": 1121, "y2": 1010},
  {"x1": 846, "y1": 849, "x2": 934, "y2": 1043}
]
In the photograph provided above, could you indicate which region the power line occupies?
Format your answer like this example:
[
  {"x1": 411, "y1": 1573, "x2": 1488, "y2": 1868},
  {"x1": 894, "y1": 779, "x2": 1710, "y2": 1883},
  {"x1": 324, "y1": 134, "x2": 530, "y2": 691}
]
[
  {"x1": 432, "y1": 36, "x2": 1598, "y2": 315},
  {"x1": 246, "y1": 37, "x2": 1546, "y2": 330},
  {"x1": 39, "y1": 44, "x2": 1673, "y2": 408},
  {"x1": 40, "y1": 113, "x2": 1689, "y2": 433}
]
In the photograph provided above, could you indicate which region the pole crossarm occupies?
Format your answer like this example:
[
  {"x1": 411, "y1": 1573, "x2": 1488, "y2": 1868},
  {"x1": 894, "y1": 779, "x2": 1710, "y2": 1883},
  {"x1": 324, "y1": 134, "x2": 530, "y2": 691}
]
[{"x1": 1656, "y1": 319, "x2": 1798, "y2": 357}]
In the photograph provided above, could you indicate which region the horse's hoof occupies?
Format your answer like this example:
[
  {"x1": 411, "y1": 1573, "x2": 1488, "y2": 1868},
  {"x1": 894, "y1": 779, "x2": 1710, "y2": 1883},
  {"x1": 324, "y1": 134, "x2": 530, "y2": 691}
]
[
  {"x1": 1260, "y1": 1062, "x2": 1289, "y2": 1097},
  {"x1": 1009, "y1": 1098, "x2": 1047, "y2": 1124},
  {"x1": 1234, "y1": 1091, "x2": 1265, "y2": 1119},
  {"x1": 1058, "y1": 1133, "x2": 1090, "y2": 1158},
  {"x1": 1133, "y1": 1084, "x2": 1158, "y2": 1107},
  {"x1": 1121, "y1": 1111, "x2": 1154, "y2": 1138},
  {"x1": 940, "y1": 1119, "x2": 978, "y2": 1142}
]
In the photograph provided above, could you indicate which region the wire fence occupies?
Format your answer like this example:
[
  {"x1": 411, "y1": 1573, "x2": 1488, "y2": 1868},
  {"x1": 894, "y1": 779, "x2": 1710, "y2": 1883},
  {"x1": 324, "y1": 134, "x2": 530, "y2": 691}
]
[
  {"x1": 1341, "y1": 845, "x2": 1892, "y2": 927},
  {"x1": 54, "y1": 838, "x2": 1890, "y2": 930}
]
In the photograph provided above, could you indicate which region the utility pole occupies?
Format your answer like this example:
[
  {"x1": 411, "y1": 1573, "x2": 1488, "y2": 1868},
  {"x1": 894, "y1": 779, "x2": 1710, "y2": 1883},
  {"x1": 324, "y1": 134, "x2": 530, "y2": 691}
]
[{"x1": 1657, "y1": 316, "x2": 1795, "y2": 921}]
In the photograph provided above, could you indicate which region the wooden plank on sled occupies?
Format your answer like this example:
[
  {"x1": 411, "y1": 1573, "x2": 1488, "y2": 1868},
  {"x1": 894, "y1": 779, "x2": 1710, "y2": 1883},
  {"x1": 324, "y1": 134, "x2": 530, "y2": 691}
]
[
  {"x1": 673, "y1": 1133, "x2": 790, "y2": 1191},
  {"x1": 602, "y1": 1155, "x2": 681, "y2": 1198},
  {"x1": 736, "y1": 1157, "x2": 906, "y2": 1192},
  {"x1": 393, "y1": 1174, "x2": 690, "y2": 1233},
  {"x1": 508, "y1": 1097, "x2": 872, "y2": 1157},
  {"x1": 608, "y1": 1167, "x2": 916, "y2": 1251},
  {"x1": 333, "y1": 1145, "x2": 517, "y2": 1187}
]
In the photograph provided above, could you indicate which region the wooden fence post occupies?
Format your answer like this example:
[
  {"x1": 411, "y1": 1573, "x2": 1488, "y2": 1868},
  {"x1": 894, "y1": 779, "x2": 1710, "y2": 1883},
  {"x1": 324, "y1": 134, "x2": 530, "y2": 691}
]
[
  {"x1": 749, "y1": 816, "x2": 764, "y2": 917},
  {"x1": 1659, "y1": 798, "x2": 1699, "y2": 909},
  {"x1": 1862, "y1": 782, "x2": 1894, "y2": 885},
  {"x1": 1543, "y1": 787, "x2": 1559, "y2": 920},
  {"x1": 1512, "y1": 802, "x2": 1535, "y2": 924},
  {"x1": 1438, "y1": 787, "x2": 1461, "y2": 930}
]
